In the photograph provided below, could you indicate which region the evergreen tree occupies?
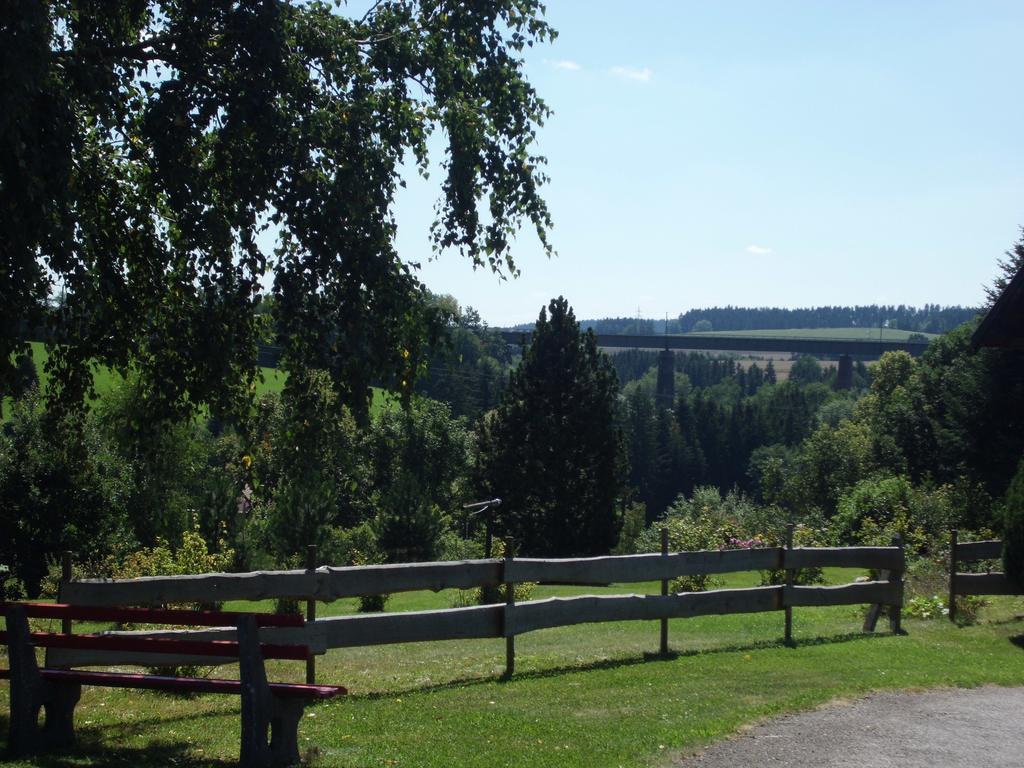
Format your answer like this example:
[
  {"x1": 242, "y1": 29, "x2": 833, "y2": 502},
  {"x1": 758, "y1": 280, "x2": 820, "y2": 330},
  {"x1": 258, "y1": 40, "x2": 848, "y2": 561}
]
[
  {"x1": 479, "y1": 297, "x2": 626, "y2": 556},
  {"x1": 984, "y1": 228, "x2": 1024, "y2": 307}
]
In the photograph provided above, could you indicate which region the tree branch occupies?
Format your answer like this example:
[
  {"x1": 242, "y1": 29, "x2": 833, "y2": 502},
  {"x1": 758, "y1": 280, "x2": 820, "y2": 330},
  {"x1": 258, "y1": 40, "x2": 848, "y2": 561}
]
[{"x1": 54, "y1": 33, "x2": 178, "y2": 64}]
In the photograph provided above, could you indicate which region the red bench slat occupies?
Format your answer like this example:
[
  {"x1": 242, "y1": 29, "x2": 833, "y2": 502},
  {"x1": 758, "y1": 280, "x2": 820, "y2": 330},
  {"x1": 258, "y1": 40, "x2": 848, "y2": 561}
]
[
  {"x1": 0, "y1": 668, "x2": 345, "y2": 699},
  {"x1": 0, "y1": 602, "x2": 303, "y2": 628},
  {"x1": 0, "y1": 631, "x2": 311, "y2": 661}
]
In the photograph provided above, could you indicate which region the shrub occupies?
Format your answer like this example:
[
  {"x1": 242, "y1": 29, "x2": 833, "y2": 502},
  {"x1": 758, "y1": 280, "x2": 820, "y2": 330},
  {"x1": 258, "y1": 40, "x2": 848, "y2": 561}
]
[
  {"x1": 758, "y1": 524, "x2": 828, "y2": 587},
  {"x1": 101, "y1": 525, "x2": 235, "y2": 676},
  {"x1": 350, "y1": 547, "x2": 391, "y2": 613},
  {"x1": 952, "y1": 595, "x2": 986, "y2": 626},
  {"x1": 0, "y1": 563, "x2": 25, "y2": 601},
  {"x1": 472, "y1": 538, "x2": 535, "y2": 605},
  {"x1": 105, "y1": 524, "x2": 235, "y2": 615},
  {"x1": 638, "y1": 501, "x2": 732, "y2": 593},
  {"x1": 906, "y1": 595, "x2": 947, "y2": 620},
  {"x1": 1002, "y1": 458, "x2": 1024, "y2": 588},
  {"x1": 833, "y1": 475, "x2": 952, "y2": 554}
]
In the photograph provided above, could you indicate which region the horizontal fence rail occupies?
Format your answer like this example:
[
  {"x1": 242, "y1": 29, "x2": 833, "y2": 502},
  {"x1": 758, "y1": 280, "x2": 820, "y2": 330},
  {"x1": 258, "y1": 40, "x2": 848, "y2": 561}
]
[
  {"x1": 41, "y1": 539, "x2": 905, "y2": 676},
  {"x1": 62, "y1": 560, "x2": 506, "y2": 606},
  {"x1": 948, "y1": 532, "x2": 1019, "y2": 622}
]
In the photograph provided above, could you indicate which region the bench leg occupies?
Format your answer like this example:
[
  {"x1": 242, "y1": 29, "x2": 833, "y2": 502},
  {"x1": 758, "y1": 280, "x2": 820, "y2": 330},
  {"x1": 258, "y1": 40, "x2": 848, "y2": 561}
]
[
  {"x1": 239, "y1": 684, "x2": 272, "y2": 768},
  {"x1": 42, "y1": 680, "x2": 82, "y2": 748},
  {"x1": 269, "y1": 698, "x2": 306, "y2": 766},
  {"x1": 8, "y1": 676, "x2": 45, "y2": 757},
  {"x1": 6, "y1": 603, "x2": 83, "y2": 757}
]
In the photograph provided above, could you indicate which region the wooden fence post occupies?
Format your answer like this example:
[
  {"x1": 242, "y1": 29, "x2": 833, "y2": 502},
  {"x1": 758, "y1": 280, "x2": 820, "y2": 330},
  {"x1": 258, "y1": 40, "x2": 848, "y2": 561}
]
[
  {"x1": 889, "y1": 533, "x2": 904, "y2": 634},
  {"x1": 948, "y1": 528, "x2": 958, "y2": 624},
  {"x1": 660, "y1": 527, "x2": 669, "y2": 656},
  {"x1": 784, "y1": 522, "x2": 795, "y2": 646},
  {"x1": 305, "y1": 544, "x2": 317, "y2": 684},
  {"x1": 503, "y1": 538, "x2": 515, "y2": 678},
  {"x1": 60, "y1": 551, "x2": 73, "y2": 635}
]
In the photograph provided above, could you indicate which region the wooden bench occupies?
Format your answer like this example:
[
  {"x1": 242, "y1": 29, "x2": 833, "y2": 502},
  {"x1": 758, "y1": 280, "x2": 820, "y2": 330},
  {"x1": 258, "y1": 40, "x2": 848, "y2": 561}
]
[{"x1": 1, "y1": 602, "x2": 346, "y2": 766}]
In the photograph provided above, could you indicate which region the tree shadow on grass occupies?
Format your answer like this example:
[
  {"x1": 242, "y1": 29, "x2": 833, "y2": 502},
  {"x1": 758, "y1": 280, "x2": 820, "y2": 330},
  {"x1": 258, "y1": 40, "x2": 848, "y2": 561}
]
[
  {"x1": 347, "y1": 630, "x2": 889, "y2": 701},
  {"x1": 0, "y1": 711, "x2": 236, "y2": 768}
]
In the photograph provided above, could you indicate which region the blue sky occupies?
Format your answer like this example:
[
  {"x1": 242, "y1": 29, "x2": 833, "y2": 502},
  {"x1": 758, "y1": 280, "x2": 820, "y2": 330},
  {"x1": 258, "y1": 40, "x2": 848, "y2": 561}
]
[{"x1": 392, "y1": 1, "x2": 1024, "y2": 327}]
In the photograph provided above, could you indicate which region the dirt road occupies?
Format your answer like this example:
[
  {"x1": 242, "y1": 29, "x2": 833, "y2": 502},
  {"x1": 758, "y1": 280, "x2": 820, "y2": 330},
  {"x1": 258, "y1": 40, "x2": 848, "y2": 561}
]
[{"x1": 671, "y1": 686, "x2": 1024, "y2": 768}]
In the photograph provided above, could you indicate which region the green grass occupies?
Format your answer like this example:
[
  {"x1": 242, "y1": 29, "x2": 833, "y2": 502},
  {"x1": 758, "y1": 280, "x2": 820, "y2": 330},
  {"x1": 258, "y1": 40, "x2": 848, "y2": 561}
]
[
  {"x1": 5, "y1": 343, "x2": 393, "y2": 420},
  {"x1": 685, "y1": 327, "x2": 938, "y2": 342},
  {"x1": 3, "y1": 569, "x2": 1023, "y2": 767}
]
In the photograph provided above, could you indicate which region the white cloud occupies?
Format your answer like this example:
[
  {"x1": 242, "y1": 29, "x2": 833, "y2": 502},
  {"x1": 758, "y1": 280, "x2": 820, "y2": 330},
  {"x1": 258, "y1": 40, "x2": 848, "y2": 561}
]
[
  {"x1": 746, "y1": 245, "x2": 773, "y2": 255},
  {"x1": 553, "y1": 60, "x2": 582, "y2": 71},
  {"x1": 610, "y1": 66, "x2": 652, "y2": 83}
]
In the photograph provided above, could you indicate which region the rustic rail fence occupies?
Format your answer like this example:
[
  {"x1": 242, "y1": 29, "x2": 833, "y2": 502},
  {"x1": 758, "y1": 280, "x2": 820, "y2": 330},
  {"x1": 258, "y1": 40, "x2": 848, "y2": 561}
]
[
  {"x1": 48, "y1": 533, "x2": 905, "y2": 679},
  {"x1": 948, "y1": 531, "x2": 1020, "y2": 622}
]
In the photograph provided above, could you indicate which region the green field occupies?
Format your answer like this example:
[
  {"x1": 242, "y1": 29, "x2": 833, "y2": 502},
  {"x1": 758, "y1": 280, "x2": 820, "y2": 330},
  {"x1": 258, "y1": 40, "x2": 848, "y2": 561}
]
[
  {"x1": 686, "y1": 327, "x2": 938, "y2": 342},
  {"x1": 3, "y1": 570, "x2": 1023, "y2": 767},
  {"x1": 5, "y1": 342, "x2": 393, "y2": 418}
]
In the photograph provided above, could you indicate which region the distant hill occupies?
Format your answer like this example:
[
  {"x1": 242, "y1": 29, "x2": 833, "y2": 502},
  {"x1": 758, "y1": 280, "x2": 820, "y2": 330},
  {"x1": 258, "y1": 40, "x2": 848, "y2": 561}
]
[{"x1": 525, "y1": 304, "x2": 980, "y2": 336}]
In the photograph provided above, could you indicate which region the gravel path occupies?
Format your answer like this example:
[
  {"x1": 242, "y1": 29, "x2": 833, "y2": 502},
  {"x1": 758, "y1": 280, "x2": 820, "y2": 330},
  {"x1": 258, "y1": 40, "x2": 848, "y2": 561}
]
[{"x1": 671, "y1": 686, "x2": 1024, "y2": 768}]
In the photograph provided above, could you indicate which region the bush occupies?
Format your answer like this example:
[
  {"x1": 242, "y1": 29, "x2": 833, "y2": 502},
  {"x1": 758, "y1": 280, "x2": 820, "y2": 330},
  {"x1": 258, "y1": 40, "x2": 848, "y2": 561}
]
[
  {"x1": 906, "y1": 595, "x2": 947, "y2": 620},
  {"x1": 105, "y1": 524, "x2": 235, "y2": 615},
  {"x1": 350, "y1": 546, "x2": 391, "y2": 614},
  {"x1": 0, "y1": 563, "x2": 25, "y2": 601},
  {"x1": 758, "y1": 524, "x2": 828, "y2": 587},
  {"x1": 1002, "y1": 458, "x2": 1024, "y2": 589},
  {"x1": 472, "y1": 538, "x2": 535, "y2": 605},
  {"x1": 638, "y1": 492, "x2": 736, "y2": 593},
  {"x1": 832, "y1": 475, "x2": 956, "y2": 554}
]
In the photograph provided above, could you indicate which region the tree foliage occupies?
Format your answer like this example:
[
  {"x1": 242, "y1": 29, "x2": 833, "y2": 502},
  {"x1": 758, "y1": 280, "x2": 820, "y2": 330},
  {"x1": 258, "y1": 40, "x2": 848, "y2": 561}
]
[
  {"x1": 984, "y1": 227, "x2": 1024, "y2": 307},
  {"x1": 2, "y1": 0, "x2": 554, "y2": 423},
  {"x1": 478, "y1": 297, "x2": 625, "y2": 556}
]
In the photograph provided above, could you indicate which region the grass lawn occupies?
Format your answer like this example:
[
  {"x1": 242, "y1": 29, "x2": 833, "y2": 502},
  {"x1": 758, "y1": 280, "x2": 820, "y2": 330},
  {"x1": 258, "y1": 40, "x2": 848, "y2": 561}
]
[
  {"x1": 2, "y1": 569, "x2": 1023, "y2": 767},
  {"x1": 4, "y1": 342, "x2": 393, "y2": 420},
  {"x1": 684, "y1": 327, "x2": 939, "y2": 342}
]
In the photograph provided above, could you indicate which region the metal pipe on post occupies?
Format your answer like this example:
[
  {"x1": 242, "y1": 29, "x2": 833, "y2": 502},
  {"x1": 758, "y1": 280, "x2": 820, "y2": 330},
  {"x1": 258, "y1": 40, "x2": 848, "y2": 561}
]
[
  {"x1": 503, "y1": 537, "x2": 515, "y2": 679},
  {"x1": 948, "y1": 529, "x2": 958, "y2": 624},
  {"x1": 61, "y1": 551, "x2": 73, "y2": 635},
  {"x1": 305, "y1": 544, "x2": 317, "y2": 685},
  {"x1": 462, "y1": 499, "x2": 501, "y2": 560},
  {"x1": 660, "y1": 527, "x2": 669, "y2": 656},
  {"x1": 784, "y1": 522, "x2": 795, "y2": 646}
]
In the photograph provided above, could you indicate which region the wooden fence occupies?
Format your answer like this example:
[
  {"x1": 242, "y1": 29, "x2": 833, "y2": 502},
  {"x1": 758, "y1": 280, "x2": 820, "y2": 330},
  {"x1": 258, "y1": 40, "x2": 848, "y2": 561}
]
[
  {"x1": 948, "y1": 531, "x2": 1020, "y2": 622},
  {"x1": 52, "y1": 531, "x2": 905, "y2": 679}
]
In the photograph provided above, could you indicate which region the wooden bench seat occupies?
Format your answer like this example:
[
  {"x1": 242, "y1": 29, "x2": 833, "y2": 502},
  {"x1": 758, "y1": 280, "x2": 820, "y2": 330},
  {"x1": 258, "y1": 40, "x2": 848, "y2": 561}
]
[
  {"x1": 2, "y1": 601, "x2": 345, "y2": 766},
  {"x1": 2, "y1": 667, "x2": 345, "y2": 698}
]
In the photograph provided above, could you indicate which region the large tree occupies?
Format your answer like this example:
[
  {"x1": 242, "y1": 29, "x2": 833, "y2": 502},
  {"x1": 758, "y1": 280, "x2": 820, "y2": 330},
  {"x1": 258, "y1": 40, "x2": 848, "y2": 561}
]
[
  {"x1": 478, "y1": 296, "x2": 625, "y2": 556},
  {"x1": 1, "y1": 1, "x2": 554, "y2": 423}
]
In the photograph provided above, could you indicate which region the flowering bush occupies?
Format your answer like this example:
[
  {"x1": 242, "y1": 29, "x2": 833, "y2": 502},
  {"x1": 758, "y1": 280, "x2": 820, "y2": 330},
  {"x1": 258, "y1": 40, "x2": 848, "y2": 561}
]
[{"x1": 727, "y1": 536, "x2": 765, "y2": 550}]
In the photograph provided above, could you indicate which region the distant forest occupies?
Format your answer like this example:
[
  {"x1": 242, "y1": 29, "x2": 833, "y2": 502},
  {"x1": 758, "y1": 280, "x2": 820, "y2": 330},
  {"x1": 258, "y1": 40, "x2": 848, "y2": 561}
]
[{"x1": 551, "y1": 304, "x2": 980, "y2": 336}]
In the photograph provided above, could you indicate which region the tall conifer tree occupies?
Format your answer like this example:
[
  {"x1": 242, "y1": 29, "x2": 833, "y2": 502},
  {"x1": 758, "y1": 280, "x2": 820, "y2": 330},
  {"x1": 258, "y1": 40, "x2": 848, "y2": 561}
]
[{"x1": 479, "y1": 297, "x2": 625, "y2": 556}]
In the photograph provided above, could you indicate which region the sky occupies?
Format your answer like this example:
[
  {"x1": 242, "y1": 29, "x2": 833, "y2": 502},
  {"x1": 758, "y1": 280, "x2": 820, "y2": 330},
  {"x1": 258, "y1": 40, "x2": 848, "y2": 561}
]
[{"x1": 391, "y1": 1, "x2": 1024, "y2": 327}]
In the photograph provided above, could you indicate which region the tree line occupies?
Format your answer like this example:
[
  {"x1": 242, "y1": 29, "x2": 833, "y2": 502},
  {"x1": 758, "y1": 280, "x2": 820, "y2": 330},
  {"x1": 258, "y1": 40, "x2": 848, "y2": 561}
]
[{"x1": 560, "y1": 304, "x2": 979, "y2": 336}]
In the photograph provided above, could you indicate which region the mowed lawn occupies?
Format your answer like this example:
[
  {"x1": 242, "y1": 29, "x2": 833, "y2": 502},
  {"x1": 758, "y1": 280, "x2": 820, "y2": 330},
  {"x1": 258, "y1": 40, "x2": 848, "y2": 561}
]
[{"x1": 2, "y1": 569, "x2": 1024, "y2": 767}]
